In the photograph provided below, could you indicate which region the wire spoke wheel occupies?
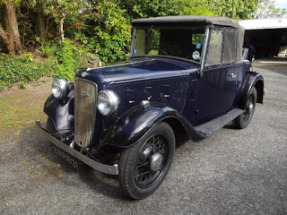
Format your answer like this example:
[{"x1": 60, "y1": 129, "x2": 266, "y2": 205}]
[
  {"x1": 119, "y1": 122, "x2": 175, "y2": 199},
  {"x1": 135, "y1": 135, "x2": 168, "y2": 188}
]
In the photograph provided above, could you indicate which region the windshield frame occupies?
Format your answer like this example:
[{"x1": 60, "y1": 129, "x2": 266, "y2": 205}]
[{"x1": 130, "y1": 26, "x2": 208, "y2": 65}]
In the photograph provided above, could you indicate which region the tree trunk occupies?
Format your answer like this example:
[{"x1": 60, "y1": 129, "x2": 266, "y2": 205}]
[
  {"x1": 59, "y1": 15, "x2": 65, "y2": 41},
  {"x1": 37, "y1": 4, "x2": 46, "y2": 45},
  {"x1": 0, "y1": 24, "x2": 13, "y2": 53},
  {"x1": 2, "y1": 0, "x2": 22, "y2": 54}
]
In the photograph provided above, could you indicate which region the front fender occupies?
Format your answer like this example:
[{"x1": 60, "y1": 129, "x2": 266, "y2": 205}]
[
  {"x1": 44, "y1": 90, "x2": 75, "y2": 135},
  {"x1": 101, "y1": 103, "x2": 203, "y2": 149}
]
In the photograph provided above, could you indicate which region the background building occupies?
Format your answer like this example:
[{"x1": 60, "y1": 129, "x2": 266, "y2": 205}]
[{"x1": 240, "y1": 18, "x2": 287, "y2": 59}]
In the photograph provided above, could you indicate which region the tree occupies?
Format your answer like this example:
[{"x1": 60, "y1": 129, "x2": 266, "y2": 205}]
[
  {"x1": 0, "y1": 0, "x2": 22, "y2": 54},
  {"x1": 40, "y1": 0, "x2": 83, "y2": 41},
  {"x1": 207, "y1": 0, "x2": 258, "y2": 19},
  {"x1": 181, "y1": 0, "x2": 214, "y2": 16},
  {"x1": 36, "y1": 2, "x2": 47, "y2": 44},
  {"x1": 255, "y1": 0, "x2": 287, "y2": 18},
  {"x1": 117, "y1": 0, "x2": 189, "y2": 18},
  {"x1": 75, "y1": 0, "x2": 131, "y2": 63}
]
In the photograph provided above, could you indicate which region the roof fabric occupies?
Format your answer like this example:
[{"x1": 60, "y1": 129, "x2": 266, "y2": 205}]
[{"x1": 132, "y1": 16, "x2": 241, "y2": 29}]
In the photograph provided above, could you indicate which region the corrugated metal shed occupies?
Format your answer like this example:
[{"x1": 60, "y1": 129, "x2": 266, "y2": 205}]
[{"x1": 239, "y1": 18, "x2": 287, "y2": 30}]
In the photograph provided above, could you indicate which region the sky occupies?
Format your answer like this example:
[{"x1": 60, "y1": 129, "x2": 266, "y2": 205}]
[{"x1": 274, "y1": 0, "x2": 287, "y2": 9}]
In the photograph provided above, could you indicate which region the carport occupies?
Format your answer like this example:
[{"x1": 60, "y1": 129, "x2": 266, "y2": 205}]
[{"x1": 240, "y1": 18, "x2": 287, "y2": 59}]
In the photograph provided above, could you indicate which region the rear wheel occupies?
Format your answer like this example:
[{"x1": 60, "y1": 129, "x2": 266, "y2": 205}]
[
  {"x1": 119, "y1": 122, "x2": 175, "y2": 199},
  {"x1": 235, "y1": 87, "x2": 257, "y2": 129}
]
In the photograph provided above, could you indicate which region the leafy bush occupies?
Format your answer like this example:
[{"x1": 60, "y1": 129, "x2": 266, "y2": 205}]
[
  {"x1": 54, "y1": 39, "x2": 82, "y2": 80},
  {"x1": 0, "y1": 54, "x2": 58, "y2": 90},
  {"x1": 0, "y1": 40, "x2": 85, "y2": 90},
  {"x1": 40, "y1": 42, "x2": 58, "y2": 58},
  {"x1": 75, "y1": 0, "x2": 131, "y2": 63}
]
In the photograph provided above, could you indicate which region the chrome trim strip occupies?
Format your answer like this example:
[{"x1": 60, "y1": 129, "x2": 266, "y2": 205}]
[
  {"x1": 36, "y1": 120, "x2": 119, "y2": 175},
  {"x1": 200, "y1": 27, "x2": 210, "y2": 75}
]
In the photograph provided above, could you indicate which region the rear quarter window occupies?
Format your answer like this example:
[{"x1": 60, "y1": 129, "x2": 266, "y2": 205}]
[{"x1": 205, "y1": 28, "x2": 238, "y2": 67}]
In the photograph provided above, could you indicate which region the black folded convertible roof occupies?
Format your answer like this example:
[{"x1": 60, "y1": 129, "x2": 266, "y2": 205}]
[{"x1": 132, "y1": 16, "x2": 241, "y2": 29}]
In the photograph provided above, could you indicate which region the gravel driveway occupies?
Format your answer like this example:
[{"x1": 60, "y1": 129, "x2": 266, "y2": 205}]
[{"x1": 0, "y1": 63, "x2": 286, "y2": 214}]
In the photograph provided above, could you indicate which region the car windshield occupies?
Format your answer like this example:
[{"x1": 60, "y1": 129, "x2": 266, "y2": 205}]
[{"x1": 131, "y1": 26, "x2": 206, "y2": 62}]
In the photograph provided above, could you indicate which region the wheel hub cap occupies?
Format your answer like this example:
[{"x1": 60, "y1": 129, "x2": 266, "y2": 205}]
[
  {"x1": 150, "y1": 153, "x2": 163, "y2": 172},
  {"x1": 247, "y1": 103, "x2": 253, "y2": 114}
]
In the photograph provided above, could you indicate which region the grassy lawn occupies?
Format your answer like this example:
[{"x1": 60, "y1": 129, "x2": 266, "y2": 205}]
[{"x1": 0, "y1": 80, "x2": 52, "y2": 140}]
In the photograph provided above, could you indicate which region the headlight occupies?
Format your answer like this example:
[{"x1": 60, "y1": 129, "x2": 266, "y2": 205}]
[
  {"x1": 52, "y1": 78, "x2": 69, "y2": 100},
  {"x1": 97, "y1": 90, "x2": 119, "y2": 116}
]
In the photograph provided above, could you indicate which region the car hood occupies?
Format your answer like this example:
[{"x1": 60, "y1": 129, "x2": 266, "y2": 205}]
[{"x1": 76, "y1": 58, "x2": 199, "y2": 86}]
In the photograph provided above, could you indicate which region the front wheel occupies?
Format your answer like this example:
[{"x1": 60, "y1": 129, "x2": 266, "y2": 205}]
[
  {"x1": 119, "y1": 122, "x2": 175, "y2": 199},
  {"x1": 235, "y1": 87, "x2": 257, "y2": 129}
]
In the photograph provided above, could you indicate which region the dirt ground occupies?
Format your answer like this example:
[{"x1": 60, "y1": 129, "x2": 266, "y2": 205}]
[{"x1": 0, "y1": 64, "x2": 286, "y2": 214}]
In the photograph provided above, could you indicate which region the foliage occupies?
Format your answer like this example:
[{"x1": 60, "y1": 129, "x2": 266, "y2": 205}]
[
  {"x1": 75, "y1": 0, "x2": 131, "y2": 63},
  {"x1": 0, "y1": 40, "x2": 83, "y2": 89},
  {"x1": 255, "y1": 0, "x2": 287, "y2": 18},
  {"x1": 181, "y1": 0, "x2": 214, "y2": 16},
  {"x1": 0, "y1": 54, "x2": 57, "y2": 90},
  {"x1": 117, "y1": 0, "x2": 186, "y2": 18},
  {"x1": 54, "y1": 39, "x2": 82, "y2": 80},
  {"x1": 40, "y1": 0, "x2": 82, "y2": 24},
  {"x1": 208, "y1": 0, "x2": 258, "y2": 19},
  {"x1": 35, "y1": 0, "x2": 84, "y2": 41},
  {"x1": 40, "y1": 42, "x2": 58, "y2": 58}
]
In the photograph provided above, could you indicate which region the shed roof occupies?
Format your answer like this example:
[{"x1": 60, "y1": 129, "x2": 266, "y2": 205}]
[
  {"x1": 239, "y1": 18, "x2": 287, "y2": 30},
  {"x1": 132, "y1": 16, "x2": 241, "y2": 29}
]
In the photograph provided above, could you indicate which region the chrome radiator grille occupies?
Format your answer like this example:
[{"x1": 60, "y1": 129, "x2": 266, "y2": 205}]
[{"x1": 75, "y1": 79, "x2": 98, "y2": 147}]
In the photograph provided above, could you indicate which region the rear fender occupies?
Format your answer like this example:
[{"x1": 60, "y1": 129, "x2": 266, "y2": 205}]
[{"x1": 238, "y1": 71, "x2": 264, "y2": 109}]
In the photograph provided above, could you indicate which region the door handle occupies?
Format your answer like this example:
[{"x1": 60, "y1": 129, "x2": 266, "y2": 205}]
[{"x1": 228, "y1": 73, "x2": 237, "y2": 78}]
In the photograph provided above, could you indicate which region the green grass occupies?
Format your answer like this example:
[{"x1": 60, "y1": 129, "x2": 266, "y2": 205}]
[{"x1": 0, "y1": 84, "x2": 50, "y2": 132}]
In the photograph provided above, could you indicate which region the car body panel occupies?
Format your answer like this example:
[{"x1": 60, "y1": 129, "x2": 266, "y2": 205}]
[
  {"x1": 238, "y1": 71, "x2": 264, "y2": 108},
  {"x1": 76, "y1": 58, "x2": 198, "y2": 86},
  {"x1": 194, "y1": 63, "x2": 247, "y2": 125},
  {"x1": 101, "y1": 103, "x2": 204, "y2": 150},
  {"x1": 44, "y1": 92, "x2": 74, "y2": 135}
]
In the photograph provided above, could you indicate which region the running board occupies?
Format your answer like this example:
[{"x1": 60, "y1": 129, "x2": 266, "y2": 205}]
[{"x1": 194, "y1": 109, "x2": 243, "y2": 138}]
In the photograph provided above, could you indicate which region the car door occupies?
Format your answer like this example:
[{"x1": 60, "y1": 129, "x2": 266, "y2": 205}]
[{"x1": 194, "y1": 27, "x2": 240, "y2": 125}]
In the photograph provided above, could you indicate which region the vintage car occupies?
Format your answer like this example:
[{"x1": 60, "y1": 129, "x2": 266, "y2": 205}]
[{"x1": 36, "y1": 16, "x2": 264, "y2": 199}]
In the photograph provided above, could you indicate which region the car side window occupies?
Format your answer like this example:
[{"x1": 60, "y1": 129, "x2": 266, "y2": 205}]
[
  {"x1": 205, "y1": 28, "x2": 238, "y2": 67},
  {"x1": 205, "y1": 29, "x2": 223, "y2": 66},
  {"x1": 223, "y1": 28, "x2": 238, "y2": 63},
  {"x1": 134, "y1": 29, "x2": 146, "y2": 56}
]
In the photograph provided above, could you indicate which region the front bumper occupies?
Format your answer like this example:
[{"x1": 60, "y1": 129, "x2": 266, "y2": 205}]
[{"x1": 36, "y1": 120, "x2": 119, "y2": 175}]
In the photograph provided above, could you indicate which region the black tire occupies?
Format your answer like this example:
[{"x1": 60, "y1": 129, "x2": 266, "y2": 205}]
[
  {"x1": 235, "y1": 87, "x2": 257, "y2": 129},
  {"x1": 119, "y1": 122, "x2": 175, "y2": 200}
]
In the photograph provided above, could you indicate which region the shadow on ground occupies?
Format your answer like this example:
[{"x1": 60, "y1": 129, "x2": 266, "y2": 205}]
[{"x1": 26, "y1": 125, "x2": 127, "y2": 200}]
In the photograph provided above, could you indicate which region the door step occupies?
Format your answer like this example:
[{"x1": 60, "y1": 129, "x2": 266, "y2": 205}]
[{"x1": 194, "y1": 108, "x2": 243, "y2": 137}]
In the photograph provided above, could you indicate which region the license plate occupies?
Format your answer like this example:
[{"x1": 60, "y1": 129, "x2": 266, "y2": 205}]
[{"x1": 52, "y1": 145, "x2": 79, "y2": 171}]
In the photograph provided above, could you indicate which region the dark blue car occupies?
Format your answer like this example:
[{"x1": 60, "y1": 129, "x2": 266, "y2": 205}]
[{"x1": 37, "y1": 16, "x2": 264, "y2": 199}]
